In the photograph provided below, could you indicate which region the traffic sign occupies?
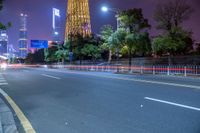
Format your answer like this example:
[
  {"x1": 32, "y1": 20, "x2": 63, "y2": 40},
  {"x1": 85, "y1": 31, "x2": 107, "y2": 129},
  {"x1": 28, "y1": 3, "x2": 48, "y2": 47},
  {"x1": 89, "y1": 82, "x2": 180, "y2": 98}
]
[{"x1": 30, "y1": 40, "x2": 48, "y2": 48}]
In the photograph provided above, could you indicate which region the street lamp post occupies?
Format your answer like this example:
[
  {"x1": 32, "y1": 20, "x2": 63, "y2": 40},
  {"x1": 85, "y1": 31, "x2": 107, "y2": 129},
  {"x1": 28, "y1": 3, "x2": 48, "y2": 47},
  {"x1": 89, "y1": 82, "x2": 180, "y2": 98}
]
[
  {"x1": 101, "y1": 6, "x2": 121, "y2": 71},
  {"x1": 101, "y1": 6, "x2": 120, "y2": 29}
]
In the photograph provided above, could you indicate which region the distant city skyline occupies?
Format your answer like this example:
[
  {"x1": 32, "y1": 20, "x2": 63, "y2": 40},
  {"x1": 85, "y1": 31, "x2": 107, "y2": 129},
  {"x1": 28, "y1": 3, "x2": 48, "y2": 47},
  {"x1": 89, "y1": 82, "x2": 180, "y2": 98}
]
[{"x1": 0, "y1": 0, "x2": 200, "y2": 50}]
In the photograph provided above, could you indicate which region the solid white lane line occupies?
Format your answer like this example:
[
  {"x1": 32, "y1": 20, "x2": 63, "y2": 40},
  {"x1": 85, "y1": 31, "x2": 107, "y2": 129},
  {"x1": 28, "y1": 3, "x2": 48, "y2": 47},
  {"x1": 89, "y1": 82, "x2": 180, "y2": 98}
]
[
  {"x1": 41, "y1": 74, "x2": 61, "y2": 80},
  {"x1": 63, "y1": 71, "x2": 200, "y2": 89},
  {"x1": 129, "y1": 78, "x2": 200, "y2": 90},
  {"x1": 42, "y1": 69, "x2": 200, "y2": 89},
  {"x1": 144, "y1": 97, "x2": 200, "y2": 111}
]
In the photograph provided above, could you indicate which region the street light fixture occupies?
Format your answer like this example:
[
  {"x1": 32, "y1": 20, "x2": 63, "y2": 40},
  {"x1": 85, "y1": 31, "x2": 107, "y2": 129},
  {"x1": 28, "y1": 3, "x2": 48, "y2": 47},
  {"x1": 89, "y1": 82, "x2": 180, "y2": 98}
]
[
  {"x1": 101, "y1": 6, "x2": 108, "y2": 12},
  {"x1": 101, "y1": 5, "x2": 121, "y2": 70},
  {"x1": 101, "y1": 6, "x2": 120, "y2": 28}
]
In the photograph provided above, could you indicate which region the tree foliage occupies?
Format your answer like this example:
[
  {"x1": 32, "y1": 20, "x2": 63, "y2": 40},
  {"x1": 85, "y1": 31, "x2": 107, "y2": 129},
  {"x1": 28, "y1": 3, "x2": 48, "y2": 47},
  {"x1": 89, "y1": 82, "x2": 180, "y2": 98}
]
[
  {"x1": 0, "y1": 0, "x2": 2, "y2": 11},
  {"x1": 153, "y1": 0, "x2": 194, "y2": 56},
  {"x1": 152, "y1": 27, "x2": 192, "y2": 55},
  {"x1": 81, "y1": 44, "x2": 101, "y2": 61},
  {"x1": 117, "y1": 8, "x2": 151, "y2": 66},
  {"x1": 55, "y1": 48, "x2": 68, "y2": 63},
  {"x1": 108, "y1": 28, "x2": 126, "y2": 50},
  {"x1": 100, "y1": 25, "x2": 114, "y2": 48},
  {"x1": 72, "y1": 34, "x2": 102, "y2": 64},
  {"x1": 100, "y1": 25, "x2": 114, "y2": 63},
  {"x1": 25, "y1": 49, "x2": 45, "y2": 64},
  {"x1": 118, "y1": 8, "x2": 150, "y2": 33},
  {"x1": 0, "y1": 0, "x2": 11, "y2": 30},
  {"x1": 154, "y1": 0, "x2": 193, "y2": 32},
  {"x1": 44, "y1": 45, "x2": 58, "y2": 63}
]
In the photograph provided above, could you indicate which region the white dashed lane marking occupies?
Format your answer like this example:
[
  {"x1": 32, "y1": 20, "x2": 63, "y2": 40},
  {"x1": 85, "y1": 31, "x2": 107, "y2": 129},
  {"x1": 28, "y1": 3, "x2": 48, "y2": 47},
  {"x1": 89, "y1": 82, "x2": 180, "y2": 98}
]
[
  {"x1": 41, "y1": 74, "x2": 61, "y2": 80},
  {"x1": 145, "y1": 97, "x2": 200, "y2": 112},
  {"x1": 0, "y1": 73, "x2": 8, "y2": 85}
]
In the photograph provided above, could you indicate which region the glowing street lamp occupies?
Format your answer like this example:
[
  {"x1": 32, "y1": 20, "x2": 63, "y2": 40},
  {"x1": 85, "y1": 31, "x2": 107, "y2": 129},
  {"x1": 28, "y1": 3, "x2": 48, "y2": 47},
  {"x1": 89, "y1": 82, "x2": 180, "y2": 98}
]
[
  {"x1": 101, "y1": 6, "x2": 120, "y2": 29},
  {"x1": 101, "y1": 6, "x2": 108, "y2": 12}
]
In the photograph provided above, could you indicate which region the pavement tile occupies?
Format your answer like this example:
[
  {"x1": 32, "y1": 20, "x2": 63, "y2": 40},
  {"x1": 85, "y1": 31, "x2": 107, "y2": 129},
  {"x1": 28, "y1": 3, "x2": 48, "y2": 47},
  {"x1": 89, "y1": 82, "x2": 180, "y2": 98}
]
[
  {"x1": 0, "y1": 112, "x2": 15, "y2": 126},
  {"x1": 0, "y1": 104, "x2": 10, "y2": 113},
  {"x1": 0, "y1": 116, "x2": 3, "y2": 133},
  {"x1": 3, "y1": 124, "x2": 18, "y2": 133},
  {"x1": 0, "y1": 99, "x2": 4, "y2": 104}
]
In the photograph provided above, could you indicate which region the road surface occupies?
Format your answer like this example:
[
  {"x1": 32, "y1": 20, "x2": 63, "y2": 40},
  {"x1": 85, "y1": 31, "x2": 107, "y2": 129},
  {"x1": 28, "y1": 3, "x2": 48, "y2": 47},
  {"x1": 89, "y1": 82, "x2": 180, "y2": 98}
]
[{"x1": 0, "y1": 67, "x2": 200, "y2": 133}]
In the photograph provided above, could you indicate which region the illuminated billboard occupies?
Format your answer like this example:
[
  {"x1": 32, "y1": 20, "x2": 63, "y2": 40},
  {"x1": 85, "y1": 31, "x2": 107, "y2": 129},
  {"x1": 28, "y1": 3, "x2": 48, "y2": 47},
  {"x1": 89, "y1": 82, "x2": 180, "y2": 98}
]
[{"x1": 53, "y1": 8, "x2": 60, "y2": 29}]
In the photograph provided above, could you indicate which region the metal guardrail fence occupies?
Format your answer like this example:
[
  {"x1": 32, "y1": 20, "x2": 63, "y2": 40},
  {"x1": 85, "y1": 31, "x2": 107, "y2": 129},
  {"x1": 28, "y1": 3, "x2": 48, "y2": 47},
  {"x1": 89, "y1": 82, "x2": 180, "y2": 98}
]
[
  {"x1": 45, "y1": 65, "x2": 200, "y2": 77},
  {"x1": 8, "y1": 64, "x2": 200, "y2": 77}
]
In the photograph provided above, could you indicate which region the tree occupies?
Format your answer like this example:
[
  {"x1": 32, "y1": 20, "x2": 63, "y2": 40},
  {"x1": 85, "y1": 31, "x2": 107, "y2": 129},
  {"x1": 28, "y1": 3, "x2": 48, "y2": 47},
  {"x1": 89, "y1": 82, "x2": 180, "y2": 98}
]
[
  {"x1": 108, "y1": 28, "x2": 127, "y2": 58},
  {"x1": 118, "y1": 8, "x2": 150, "y2": 33},
  {"x1": 81, "y1": 44, "x2": 101, "y2": 63},
  {"x1": 152, "y1": 27, "x2": 192, "y2": 56},
  {"x1": 72, "y1": 33, "x2": 86, "y2": 64},
  {"x1": 25, "y1": 49, "x2": 45, "y2": 64},
  {"x1": 0, "y1": 0, "x2": 11, "y2": 30},
  {"x1": 100, "y1": 25, "x2": 114, "y2": 63},
  {"x1": 0, "y1": 0, "x2": 3, "y2": 10},
  {"x1": 118, "y1": 8, "x2": 151, "y2": 67},
  {"x1": 137, "y1": 32, "x2": 152, "y2": 56},
  {"x1": 44, "y1": 46, "x2": 58, "y2": 63},
  {"x1": 152, "y1": 27, "x2": 193, "y2": 65},
  {"x1": 154, "y1": 0, "x2": 193, "y2": 32},
  {"x1": 125, "y1": 33, "x2": 139, "y2": 66},
  {"x1": 72, "y1": 34, "x2": 102, "y2": 64},
  {"x1": 55, "y1": 48, "x2": 68, "y2": 63},
  {"x1": 109, "y1": 28, "x2": 127, "y2": 48},
  {"x1": 153, "y1": 0, "x2": 194, "y2": 60}
]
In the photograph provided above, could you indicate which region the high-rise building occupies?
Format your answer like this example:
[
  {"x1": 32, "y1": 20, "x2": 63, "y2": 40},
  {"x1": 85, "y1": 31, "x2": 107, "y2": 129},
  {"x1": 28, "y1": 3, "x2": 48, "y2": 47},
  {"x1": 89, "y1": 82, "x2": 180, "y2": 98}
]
[
  {"x1": 8, "y1": 44, "x2": 17, "y2": 58},
  {"x1": 19, "y1": 13, "x2": 28, "y2": 58},
  {"x1": 65, "y1": 0, "x2": 91, "y2": 40},
  {"x1": 52, "y1": 8, "x2": 61, "y2": 42},
  {"x1": 0, "y1": 30, "x2": 8, "y2": 56}
]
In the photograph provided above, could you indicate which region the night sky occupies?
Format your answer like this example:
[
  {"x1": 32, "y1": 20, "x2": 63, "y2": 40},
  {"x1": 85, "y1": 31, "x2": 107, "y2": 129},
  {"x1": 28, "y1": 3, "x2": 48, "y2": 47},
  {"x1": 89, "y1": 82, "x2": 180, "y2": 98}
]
[{"x1": 0, "y1": 0, "x2": 200, "y2": 50}]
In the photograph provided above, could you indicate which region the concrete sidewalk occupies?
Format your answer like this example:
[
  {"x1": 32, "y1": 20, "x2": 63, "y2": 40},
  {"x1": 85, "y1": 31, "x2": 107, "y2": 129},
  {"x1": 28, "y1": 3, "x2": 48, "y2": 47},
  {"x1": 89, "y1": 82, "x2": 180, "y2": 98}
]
[{"x1": 0, "y1": 97, "x2": 18, "y2": 133}]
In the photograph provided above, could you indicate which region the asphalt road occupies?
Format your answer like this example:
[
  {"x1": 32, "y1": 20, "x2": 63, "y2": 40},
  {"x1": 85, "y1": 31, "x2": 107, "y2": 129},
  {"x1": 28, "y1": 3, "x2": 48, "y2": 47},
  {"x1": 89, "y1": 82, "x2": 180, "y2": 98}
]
[{"x1": 1, "y1": 67, "x2": 200, "y2": 133}]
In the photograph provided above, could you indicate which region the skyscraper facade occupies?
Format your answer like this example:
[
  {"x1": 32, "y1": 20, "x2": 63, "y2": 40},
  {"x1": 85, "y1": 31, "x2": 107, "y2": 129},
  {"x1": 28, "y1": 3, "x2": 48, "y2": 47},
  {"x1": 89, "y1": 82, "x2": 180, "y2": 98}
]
[
  {"x1": 65, "y1": 0, "x2": 91, "y2": 40},
  {"x1": 0, "y1": 30, "x2": 8, "y2": 56},
  {"x1": 19, "y1": 13, "x2": 28, "y2": 58}
]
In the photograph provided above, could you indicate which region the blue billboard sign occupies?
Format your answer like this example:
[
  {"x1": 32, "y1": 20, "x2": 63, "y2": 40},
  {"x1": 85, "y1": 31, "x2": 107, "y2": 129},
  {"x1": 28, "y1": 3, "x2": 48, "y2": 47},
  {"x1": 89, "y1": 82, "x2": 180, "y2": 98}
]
[{"x1": 30, "y1": 40, "x2": 48, "y2": 48}]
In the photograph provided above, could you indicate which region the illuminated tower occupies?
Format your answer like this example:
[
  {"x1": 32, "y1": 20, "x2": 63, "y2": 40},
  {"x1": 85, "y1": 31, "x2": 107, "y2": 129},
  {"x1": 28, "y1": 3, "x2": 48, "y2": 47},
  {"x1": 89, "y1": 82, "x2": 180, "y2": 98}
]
[
  {"x1": 19, "y1": 13, "x2": 28, "y2": 58},
  {"x1": 65, "y1": 0, "x2": 91, "y2": 39}
]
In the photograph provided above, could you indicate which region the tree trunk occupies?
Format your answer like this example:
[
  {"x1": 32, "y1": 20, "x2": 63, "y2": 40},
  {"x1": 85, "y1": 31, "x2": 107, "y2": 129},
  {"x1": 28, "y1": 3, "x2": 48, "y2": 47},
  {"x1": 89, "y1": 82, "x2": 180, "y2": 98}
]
[
  {"x1": 168, "y1": 54, "x2": 172, "y2": 66},
  {"x1": 128, "y1": 49, "x2": 132, "y2": 71},
  {"x1": 108, "y1": 49, "x2": 112, "y2": 64},
  {"x1": 79, "y1": 56, "x2": 82, "y2": 65},
  {"x1": 62, "y1": 57, "x2": 64, "y2": 65}
]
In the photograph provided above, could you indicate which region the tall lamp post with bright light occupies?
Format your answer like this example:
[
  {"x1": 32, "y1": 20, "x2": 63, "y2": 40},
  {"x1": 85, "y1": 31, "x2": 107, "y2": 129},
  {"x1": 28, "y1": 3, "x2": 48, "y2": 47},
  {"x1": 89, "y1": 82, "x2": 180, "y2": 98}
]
[
  {"x1": 101, "y1": 6, "x2": 120, "y2": 29},
  {"x1": 101, "y1": 6, "x2": 121, "y2": 68}
]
